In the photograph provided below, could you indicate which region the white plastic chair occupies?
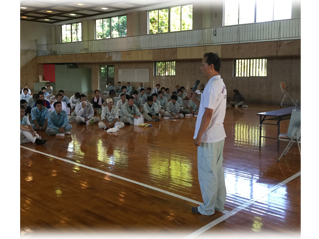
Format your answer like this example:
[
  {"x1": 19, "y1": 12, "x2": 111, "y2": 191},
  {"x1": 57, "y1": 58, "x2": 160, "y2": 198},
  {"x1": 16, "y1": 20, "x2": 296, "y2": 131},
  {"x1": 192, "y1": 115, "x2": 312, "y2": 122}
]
[
  {"x1": 280, "y1": 82, "x2": 297, "y2": 108},
  {"x1": 277, "y1": 109, "x2": 301, "y2": 162}
]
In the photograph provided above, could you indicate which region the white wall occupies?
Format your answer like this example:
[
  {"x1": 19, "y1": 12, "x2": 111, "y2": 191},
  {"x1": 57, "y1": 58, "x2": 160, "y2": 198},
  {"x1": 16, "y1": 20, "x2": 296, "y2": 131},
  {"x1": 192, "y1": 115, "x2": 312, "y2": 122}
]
[{"x1": 20, "y1": 21, "x2": 52, "y2": 50}]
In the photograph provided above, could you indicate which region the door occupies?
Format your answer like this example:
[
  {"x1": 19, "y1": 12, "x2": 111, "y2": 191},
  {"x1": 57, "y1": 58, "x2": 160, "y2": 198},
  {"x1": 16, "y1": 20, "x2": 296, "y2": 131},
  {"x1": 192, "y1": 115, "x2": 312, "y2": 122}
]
[{"x1": 99, "y1": 65, "x2": 114, "y2": 91}]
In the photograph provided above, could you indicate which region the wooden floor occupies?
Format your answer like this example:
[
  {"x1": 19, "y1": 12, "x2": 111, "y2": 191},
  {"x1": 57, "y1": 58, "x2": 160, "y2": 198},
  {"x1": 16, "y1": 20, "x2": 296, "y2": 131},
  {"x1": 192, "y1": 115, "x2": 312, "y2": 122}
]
[{"x1": 20, "y1": 102, "x2": 301, "y2": 238}]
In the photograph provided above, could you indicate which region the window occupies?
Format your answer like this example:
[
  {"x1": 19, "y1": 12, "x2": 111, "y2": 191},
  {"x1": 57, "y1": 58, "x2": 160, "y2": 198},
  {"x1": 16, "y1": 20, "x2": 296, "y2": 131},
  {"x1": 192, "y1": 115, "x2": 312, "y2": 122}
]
[
  {"x1": 155, "y1": 61, "x2": 176, "y2": 76},
  {"x1": 62, "y1": 22, "x2": 82, "y2": 43},
  {"x1": 234, "y1": 59, "x2": 267, "y2": 77},
  {"x1": 148, "y1": 4, "x2": 192, "y2": 34},
  {"x1": 96, "y1": 15, "x2": 127, "y2": 39},
  {"x1": 224, "y1": 0, "x2": 292, "y2": 26}
]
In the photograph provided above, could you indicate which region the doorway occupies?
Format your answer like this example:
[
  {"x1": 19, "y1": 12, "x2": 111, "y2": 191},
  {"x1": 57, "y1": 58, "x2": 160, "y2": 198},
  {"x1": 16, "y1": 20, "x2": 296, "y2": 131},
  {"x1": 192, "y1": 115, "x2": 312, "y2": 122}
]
[{"x1": 99, "y1": 65, "x2": 114, "y2": 91}]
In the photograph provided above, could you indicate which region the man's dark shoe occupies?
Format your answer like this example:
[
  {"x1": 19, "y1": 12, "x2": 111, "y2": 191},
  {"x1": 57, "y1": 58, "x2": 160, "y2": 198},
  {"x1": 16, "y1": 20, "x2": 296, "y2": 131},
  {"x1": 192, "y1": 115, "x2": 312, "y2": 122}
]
[
  {"x1": 35, "y1": 138, "x2": 47, "y2": 145},
  {"x1": 192, "y1": 207, "x2": 201, "y2": 214}
]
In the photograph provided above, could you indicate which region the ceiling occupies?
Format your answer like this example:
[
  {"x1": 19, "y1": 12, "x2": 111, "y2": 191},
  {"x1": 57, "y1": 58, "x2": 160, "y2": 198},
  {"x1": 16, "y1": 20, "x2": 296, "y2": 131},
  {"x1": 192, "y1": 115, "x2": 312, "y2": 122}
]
[{"x1": 20, "y1": 0, "x2": 174, "y2": 24}]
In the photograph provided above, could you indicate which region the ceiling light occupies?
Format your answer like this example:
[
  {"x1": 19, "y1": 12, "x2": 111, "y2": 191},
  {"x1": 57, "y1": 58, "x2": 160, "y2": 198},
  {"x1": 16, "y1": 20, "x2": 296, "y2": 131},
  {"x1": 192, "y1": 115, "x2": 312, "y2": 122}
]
[
  {"x1": 70, "y1": 13, "x2": 76, "y2": 16},
  {"x1": 20, "y1": 7, "x2": 27, "y2": 9},
  {"x1": 21, "y1": 16, "x2": 27, "y2": 18},
  {"x1": 46, "y1": 10, "x2": 53, "y2": 13},
  {"x1": 101, "y1": 8, "x2": 108, "y2": 10},
  {"x1": 77, "y1": 3, "x2": 84, "y2": 6},
  {"x1": 44, "y1": 19, "x2": 50, "y2": 21}
]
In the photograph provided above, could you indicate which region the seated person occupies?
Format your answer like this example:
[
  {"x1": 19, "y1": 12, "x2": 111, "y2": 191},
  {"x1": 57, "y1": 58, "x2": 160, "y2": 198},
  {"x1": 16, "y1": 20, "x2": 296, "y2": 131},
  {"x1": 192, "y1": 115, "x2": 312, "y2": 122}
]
[
  {"x1": 173, "y1": 85, "x2": 180, "y2": 94},
  {"x1": 20, "y1": 88, "x2": 31, "y2": 102},
  {"x1": 137, "y1": 83, "x2": 145, "y2": 92},
  {"x1": 20, "y1": 100, "x2": 29, "y2": 117},
  {"x1": 138, "y1": 88, "x2": 146, "y2": 103},
  {"x1": 121, "y1": 86, "x2": 130, "y2": 96},
  {"x1": 143, "y1": 96, "x2": 160, "y2": 122},
  {"x1": 230, "y1": 89, "x2": 245, "y2": 107},
  {"x1": 152, "y1": 84, "x2": 161, "y2": 94},
  {"x1": 164, "y1": 95, "x2": 184, "y2": 119},
  {"x1": 180, "y1": 86, "x2": 188, "y2": 99},
  {"x1": 31, "y1": 99, "x2": 49, "y2": 131},
  {"x1": 183, "y1": 99, "x2": 199, "y2": 115},
  {"x1": 28, "y1": 93, "x2": 38, "y2": 109},
  {"x1": 98, "y1": 98, "x2": 119, "y2": 129},
  {"x1": 58, "y1": 90, "x2": 71, "y2": 108},
  {"x1": 106, "y1": 82, "x2": 114, "y2": 92},
  {"x1": 46, "y1": 102, "x2": 72, "y2": 136},
  {"x1": 144, "y1": 87, "x2": 152, "y2": 102},
  {"x1": 46, "y1": 82, "x2": 53, "y2": 94},
  {"x1": 126, "y1": 82, "x2": 133, "y2": 95},
  {"x1": 165, "y1": 88, "x2": 171, "y2": 100},
  {"x1": 120, "y1": 96, "x2": 142, "y2": 125},
  {"x1": 20, "y1": 105, "x2": 46, "y2": 145},
  {"x1": 41, "y1": 87, "x2": 51, "y2": 100},
  {"x1": 158, "y1": 91, "x2": 168, "y2": 110},
  {"x1": 75, "y1": 94, "x2": 99, "y2": 125},
  {"x1": 50, "y1": 94, "x2": 67, "y2": 112},
  {"x1": 115, "y1": 82, "x2": 122, "y2": 94},
  {"x1": 21, "y1": 84, "x2": 31, "y2": 96},
  {"x1": 36, "y1": 91, "x2": 51, "y2": 109},
  {"x1": 152, "y1": 93, "x2": 164, "y2": 116},
  {"x1": 133, "y1": 90, "x2": 143, "y2": 112},
  {"x1": 174, "y1": 91, "x2": 184, "y2": 107},
  {"x1": 70, "y1": 92, "x2": 81, "y2": 110},
  {"x1": 116, "y1": 93, "x2": 128, "y2": 113},
  {"x1": 91, "y1": 90, "x2": 104, "y2": 113}
]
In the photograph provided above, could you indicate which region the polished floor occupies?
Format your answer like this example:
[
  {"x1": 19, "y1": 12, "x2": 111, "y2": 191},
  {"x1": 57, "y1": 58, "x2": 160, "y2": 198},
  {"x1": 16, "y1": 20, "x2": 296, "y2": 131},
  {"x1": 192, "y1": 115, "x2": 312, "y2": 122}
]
[{"x1": 20, "y1": 102, "x2": 301, "y2": 238}]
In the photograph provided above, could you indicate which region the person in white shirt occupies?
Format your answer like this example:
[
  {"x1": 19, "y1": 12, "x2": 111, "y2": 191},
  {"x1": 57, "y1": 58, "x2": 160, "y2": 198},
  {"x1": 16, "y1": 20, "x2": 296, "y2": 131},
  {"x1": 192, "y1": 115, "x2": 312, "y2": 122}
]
[
  {"x1": 21, "y1": 84, "x2": 31, "y2": 96},
  {"x1": 126, "y1": 82, "x2": 133, "y2": 95},
  {"x1": 116, "y1": 93, "x2": 128, "y2": 114},
  {"x1": 106, "y1": 82, "x2": 114, "y2": 91},
  {"x1": 190, "y1": 52, "x2": 227, "y2": 216},
  {"x1": 151, "y1": 84, "x2": 161, "y2": 95},
  {"x1": 98, "y1": 98, "x2": 120, "y2": 129},
  {"x1": 70, "y1": 92, "x2": 81, "y2": 110},
  {"x1": 143, "y1": 96, "x2": 160, "y2": 122},
  {"x1": 50, "y1": 94, "x2": 67, "y2": 112},
  {"x1": 75, "y1": 94, "x2": 99, "y2": 125},
  {"x1": 144, "y1": 87, "x2": 152, "y2": 102},
  {"x1": 152, "y1": 93, "x2": 164, "y2": 116},
  {"x1": 46, "y1": 82, "x2": 53, "y2": 94},
  {"x1": 20, "y1": 88, "x2": 31, "y2": 102}
]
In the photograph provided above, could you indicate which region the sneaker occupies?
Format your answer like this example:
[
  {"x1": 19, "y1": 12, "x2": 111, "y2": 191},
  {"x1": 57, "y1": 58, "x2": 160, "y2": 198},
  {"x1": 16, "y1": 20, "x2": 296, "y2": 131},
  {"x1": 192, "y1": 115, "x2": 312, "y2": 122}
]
[
  {"x1": 35, "y1": 138, "x2": 47, "y2": 145},
  {"x1": 56, "y1": 133, "x2": 65, "y2": 137}
]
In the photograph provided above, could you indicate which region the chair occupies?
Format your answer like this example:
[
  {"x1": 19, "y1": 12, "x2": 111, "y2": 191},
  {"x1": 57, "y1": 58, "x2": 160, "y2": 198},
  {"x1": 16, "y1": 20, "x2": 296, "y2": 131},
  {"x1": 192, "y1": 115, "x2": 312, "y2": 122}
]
[
  {"x1": 277, "y1": 109, "x2": 301, "y2": 162},
  {"x1": 280, "y1": 82, "x2": 297, "y2": 108}
]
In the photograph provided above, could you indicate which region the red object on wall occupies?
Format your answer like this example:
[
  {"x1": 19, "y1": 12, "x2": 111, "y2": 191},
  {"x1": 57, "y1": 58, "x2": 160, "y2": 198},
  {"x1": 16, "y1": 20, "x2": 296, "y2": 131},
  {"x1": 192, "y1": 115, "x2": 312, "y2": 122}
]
[{"x1": 43, "y1": 64, "x2": 55, "y2": 82}]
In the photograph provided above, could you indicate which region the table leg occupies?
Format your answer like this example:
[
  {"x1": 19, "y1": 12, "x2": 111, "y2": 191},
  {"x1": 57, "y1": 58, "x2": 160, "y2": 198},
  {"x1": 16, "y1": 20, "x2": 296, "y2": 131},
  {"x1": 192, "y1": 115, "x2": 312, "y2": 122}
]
[
  {"x1": 259, "y1": 115, "x2": 262, "y2": 148},
  {"x1": 277, "y1": 118, "x2": 281, "y2": 152}
]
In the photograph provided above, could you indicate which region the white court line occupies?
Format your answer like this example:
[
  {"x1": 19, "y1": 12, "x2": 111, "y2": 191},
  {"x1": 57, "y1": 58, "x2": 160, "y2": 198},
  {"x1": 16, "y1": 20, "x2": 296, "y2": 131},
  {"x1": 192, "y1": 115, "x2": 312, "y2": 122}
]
[
  {"x1": 20, "y1": 146, "x2": 205, "y2": 206},
  {"x1": 184, "y1": 171, "x2": 301, "y2": 239}
]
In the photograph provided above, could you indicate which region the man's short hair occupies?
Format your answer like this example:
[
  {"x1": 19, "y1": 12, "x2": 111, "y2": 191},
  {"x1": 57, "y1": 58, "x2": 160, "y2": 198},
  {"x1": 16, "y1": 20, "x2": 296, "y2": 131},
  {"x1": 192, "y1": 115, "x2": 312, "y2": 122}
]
[
  {"x1": 171, "y1": 95, "x2": 177, "y2": 101},
  {"x1": 38, "y1": 91, "x2": 44, "y2": 96},
  {"x1": 147, "y1": 96, "x2": 153, "y2": 102},
  {"x1": 75, "y1": 92, "x2": 81, "y2": 98},
  {"x1": 20, "y1": 99, "x2": 27, "y2": 104},
  {"x1": 180, "y1": 86, "x2": 185, "y2": 90},
  {"x1": 23, "y1": 88, "x2": 28, "y2": 92},
  {"x1": 172, "y1": 92, "x2": 177, "y2": 95},
  {"x1": 80, "y1": 94, "x2": 87, "y2": 99},
  {"x1": 121, "y1": 86, "x2": 127, "y2": 90},
  {"x1": 20, "y1": 105, "x2": 26, "y2": 110},
  {"x1": 120, "y1": 93, "x2": 126, "y2": 97},
  {"x1": 133, "y1": 90, "x2": 138, "y2": 95},
  {"x1": 152, "y1": 93, "x2": 158, "y2": 97},
  {"x1": 203, "y1": 52, "x2": 221, "y2": 72},
  {"x1": 33, "y1": 93, "x2": 39, "y2": 99},
  {"x1": 147, "y1": 87, "x2": 151, "y2": 91},
  {"x1": 140, "y1": 88, "x2": 145, "y2": 92},
  {"x1": 58, "y1": 90, "x2": 64, "y2": 93},
  {"x1": 165, "y1": 88, "x2": 169, "y2": 91},
  {"x1": 158, "y1": 91, "x2": 163, "y2": 95},
  {"x1": 41, "y1": 87, "x2": 46, "y2": 90},
  {"x1": 118, "y1": 81, "x2": 121, "y2": 84},
  {"x1": 161, "y1": 87, "x2": 166, "y2": 90},
  {"x1": 56, "y1": 93, "x2": 63, "y2": 98},
  {"x1": 109, "y1": 90, "x2": 115, "y2": 94},
  {"x1": 54, "y1": 101, "x2": 61, "y2": 108},
  {"x1": 177, "y1": 89, "x2": 182, "y2": 93},
  {"x1": 94, "y1": 89, "x2": 100, "y2": 93},
  {"x1": 156, "y1": 84, "x2": 160, "y2": 87},
  {"x1": 128, "y1": 96, "x2": 134, "y2": 101},
  {"x1": 127, "y1": 82, "x2": 130, "y2": 85},
  {"x1": 126, "y1": 95, "x2": 130, "y2": 100},
  {"x1": 36, "y1": 99, "x2": 44, "y2": 105}
]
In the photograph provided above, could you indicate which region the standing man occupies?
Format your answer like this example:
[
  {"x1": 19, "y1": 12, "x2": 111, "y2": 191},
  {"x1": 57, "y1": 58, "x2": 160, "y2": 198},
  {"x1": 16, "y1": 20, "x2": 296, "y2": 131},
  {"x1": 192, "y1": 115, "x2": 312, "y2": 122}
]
[{"x1": 190, "y1": 52, "x2": 227, "y2": 216}]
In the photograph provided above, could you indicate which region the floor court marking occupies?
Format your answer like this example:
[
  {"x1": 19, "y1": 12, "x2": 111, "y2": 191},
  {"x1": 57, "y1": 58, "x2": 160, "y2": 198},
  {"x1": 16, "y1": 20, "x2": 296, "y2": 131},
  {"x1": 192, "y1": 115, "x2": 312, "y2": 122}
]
[
  {"x1": 184, "y1": 171, "x2": 301, "y2": 239},
  {"x1": 20, "y1": 146, "x2": 208, "y2": 207}
]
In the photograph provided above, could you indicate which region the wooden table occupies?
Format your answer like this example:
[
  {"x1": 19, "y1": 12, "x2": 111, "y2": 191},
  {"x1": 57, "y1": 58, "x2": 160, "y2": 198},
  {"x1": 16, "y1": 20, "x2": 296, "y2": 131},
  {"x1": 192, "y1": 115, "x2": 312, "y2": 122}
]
[{"x1": 257, "y1": 106, "x2": 300, "y2": 151}]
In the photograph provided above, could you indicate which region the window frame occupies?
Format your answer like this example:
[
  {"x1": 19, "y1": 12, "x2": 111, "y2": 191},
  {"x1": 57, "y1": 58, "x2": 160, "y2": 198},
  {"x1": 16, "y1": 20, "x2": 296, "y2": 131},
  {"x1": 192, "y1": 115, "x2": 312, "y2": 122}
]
[
  {"x1": 61, "y1": 22, "x2": 82, "y2": 43},
  {"x1": 233, "y1": 59, "x2": 267, "y2": 77},
  {"x1": 95, "y1": 15, "x2": 127, "y2": 40},
  {"x1": 154, "y1": 61, "x2": 176, "y2": 76},
  {"x1": 148, "y1": 4, "x2": 193, "y2": 34}
]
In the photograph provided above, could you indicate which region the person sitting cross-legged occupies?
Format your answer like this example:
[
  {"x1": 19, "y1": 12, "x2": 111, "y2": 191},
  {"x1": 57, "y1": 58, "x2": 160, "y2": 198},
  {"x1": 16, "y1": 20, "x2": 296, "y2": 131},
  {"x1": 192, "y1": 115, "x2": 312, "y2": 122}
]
[
  {"x1": 158, "y1": 91, "x2": 168, "y2": 111},
  {"x1": 20, "y1": 105, "x2": 47, "y2": 145},
  {"x1": 50, "y1": 94, "x2": 67, "y2": 112},
  {"x1": 31, "y1": 99, "x2": 49, "y2": 131},
  {"x1": 75, "y1": 94, "x2": 100, "y2": 125},
  {"x1": 46, "y1": 102, "x2": 72, "y2": 136},
  {"x1": 98, "y1": 98, "x2": 123, "y2": 129},
  {"x1": 116, "y1": 93, "x2": 128, "y2": 113},
  {"x1": 133, "y1": 90, "x2": 144, "y2": 113},
  {"x1": 21, "y1": 88, "x2": 31, "y2": 102},
  {"x1": 230, "y1": 89, "x2": 245, "y2": 107},
  {"x1": 70, "y1": 92, "x2": 81, "y2": 111},
  {"x1": 120, "y1": 96, "x2": 142, "y2": 125},
  {"x1": 58, "y1": 90, "x2": 71, "y2": 108},
  {"x1": 35, "y1": 91, "x2": 51, "y2": 109},
  {"x1": 183, "y1": 99, "x2": 199, "y2": 115},
  {"x1": 164, "y1": 95, "x2": 184, "y2": 119},
  {"x1": 91, "y1": 90, "x2": 104, "y2": 114},
  {"x1": 143, "y1": 96, "x2": 160, "y2": 122}
]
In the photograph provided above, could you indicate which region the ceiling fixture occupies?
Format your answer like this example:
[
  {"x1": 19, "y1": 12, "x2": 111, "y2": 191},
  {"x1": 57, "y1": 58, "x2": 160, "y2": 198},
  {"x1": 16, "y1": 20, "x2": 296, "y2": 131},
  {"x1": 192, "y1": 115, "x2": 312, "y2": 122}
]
[
  {"x1": 21, "y1": 16, "x2": 27, "y2": 18},
  {"x1": 77, "y1": 3, "x2": 84, "y2": 6},
  {"x1": 20, "y1": 7, "x2": 27, "y2": 9},
  {"x1": 46, "y1": 10, "x2": 53, "y2": 13},
  {"x1": 70, "y1": 13, "x2": 76, "y2": 16},
  {"x1": 101, "y1": 8, "x2": 108, "y2": 10},
  {"x1": 44, "y1": 19, "x2": 50, "y2": 21}
]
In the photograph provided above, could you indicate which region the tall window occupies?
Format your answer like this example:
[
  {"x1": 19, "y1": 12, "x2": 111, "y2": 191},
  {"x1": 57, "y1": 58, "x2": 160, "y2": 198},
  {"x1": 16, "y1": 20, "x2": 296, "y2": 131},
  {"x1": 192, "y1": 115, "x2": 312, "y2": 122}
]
[
  {"x1": 224, "y1": 0, "x2": 292, "y2": 26},
  {"x1": 96, "y1": 15, "x2": 127, "y2": 39},
  {"x1": 62, "y1": 22, "x2": 82, "y2": 43},
  {"x1": 148, "y1": 4, "x2": 193, "y2": 34},
  {"x1": 234, "y1": 59, "x2": 267, "y2": 77},
  {"x1": 155, "y1": 61, "x2": 176, "y2": 76}
]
